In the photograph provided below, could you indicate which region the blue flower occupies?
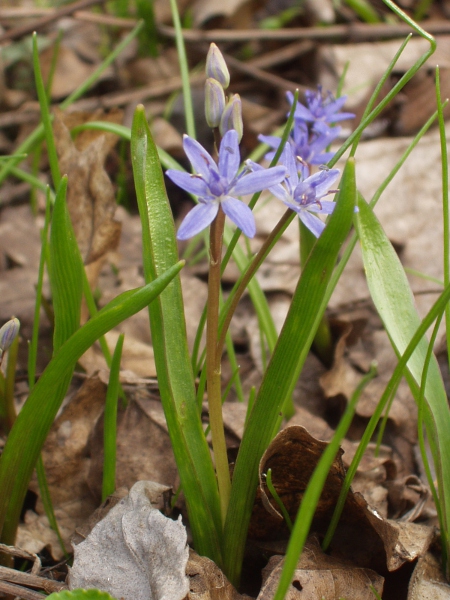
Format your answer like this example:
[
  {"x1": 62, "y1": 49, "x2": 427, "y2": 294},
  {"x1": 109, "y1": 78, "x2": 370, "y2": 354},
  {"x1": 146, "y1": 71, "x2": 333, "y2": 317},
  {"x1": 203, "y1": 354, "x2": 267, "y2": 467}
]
[
  {"x1": 166, "y1": 130, "x2": 287, "y2": 240},
  {"x1": 265, "y1": 145, "x2": 340, "y2": 237},
  {"x1": 259, "y1": 120, "x2": 341, "y2": 169},
  {"x1": 286, "y1": 86, "x2": 355, "y2": 127}
]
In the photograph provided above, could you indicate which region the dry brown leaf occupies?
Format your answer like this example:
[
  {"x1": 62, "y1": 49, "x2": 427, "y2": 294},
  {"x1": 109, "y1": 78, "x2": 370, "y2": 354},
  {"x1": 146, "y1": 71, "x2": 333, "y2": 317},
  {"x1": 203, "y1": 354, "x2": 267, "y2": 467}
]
[
  {"x1": 53, "y1": 108, "x2": 122, "y2": 268},
  {"x1": 253, "y1": 426, "x2": 433, "y2": 573},
  {"x1": 40, "y1": 45, "x2": 98, "y2": 100},
  {"x1": 257, "y1": 537, "x2": 384, "y2": 600},
  {"x1": 20, "y1": 376, "x2": 107, "y2": 558},
  {"x1": 408, "y1": 551, "x2": 450, "y2": 599},
  {"x1": 87, "y1": 392, "x2": 179, "y2": 497},
  {"x1": 186, "y1": 549, "x2": 250, "y2": 600}
]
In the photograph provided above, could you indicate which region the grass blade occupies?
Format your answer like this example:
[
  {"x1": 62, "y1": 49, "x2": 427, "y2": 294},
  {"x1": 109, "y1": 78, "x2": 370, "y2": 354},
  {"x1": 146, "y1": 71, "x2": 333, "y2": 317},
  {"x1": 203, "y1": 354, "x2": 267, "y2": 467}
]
[
  {"x1": 223, "y1": 158, "x2": 357, "y2": 585},
  {"x1": 0, "y1": 261, "x2": 184, "y2": 546},
  {"x1": 130, "y1": 105, "x2": 223, "y2": 564},
  {"x1": 356, "y1": 197, "x2": 450, "y2": 573}
]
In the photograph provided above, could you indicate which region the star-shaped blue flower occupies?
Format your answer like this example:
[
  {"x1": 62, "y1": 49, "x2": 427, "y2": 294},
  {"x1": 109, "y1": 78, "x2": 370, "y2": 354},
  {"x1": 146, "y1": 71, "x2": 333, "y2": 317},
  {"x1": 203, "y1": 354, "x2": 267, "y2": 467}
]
[
  {"x1": 259, "y1": 120, "x2": 341, "y2": 169},
  {"x1": 266, "y1": 144, "x2": 340, "y2": 237},
  {"x1": 287, "y1": 86, "x2": 355, "y2": 127},
  {"x1": 166, "y1": 130, "x2": 286, "y2": 240}
]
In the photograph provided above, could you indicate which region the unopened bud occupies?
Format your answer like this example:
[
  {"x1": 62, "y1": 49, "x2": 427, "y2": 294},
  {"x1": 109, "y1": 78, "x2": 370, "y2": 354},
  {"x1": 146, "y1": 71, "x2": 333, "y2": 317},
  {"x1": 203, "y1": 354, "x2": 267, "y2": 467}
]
[
  {"x1": 0, "y1": 317, "x2": 20, "y2": 365},
  {"x1": 205, "y1": 78, "x2": 226, "y2": 128},
  {"x1": 206, "y1": 43, "x2": 230, "y2": 89},
  {"x1": 220, "y1": 94, "x2": 243, "y2": 142}
]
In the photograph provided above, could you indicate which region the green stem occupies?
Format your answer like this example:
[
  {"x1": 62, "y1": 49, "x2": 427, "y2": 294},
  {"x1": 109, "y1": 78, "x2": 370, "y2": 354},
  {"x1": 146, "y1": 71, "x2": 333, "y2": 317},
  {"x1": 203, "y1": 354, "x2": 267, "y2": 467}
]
[
  {"x1": 216, "y1": 208, "x2": 294, "y2": 357},
  {"x1": 207, "y1": 207, "x2": 231, "y2": 523}
]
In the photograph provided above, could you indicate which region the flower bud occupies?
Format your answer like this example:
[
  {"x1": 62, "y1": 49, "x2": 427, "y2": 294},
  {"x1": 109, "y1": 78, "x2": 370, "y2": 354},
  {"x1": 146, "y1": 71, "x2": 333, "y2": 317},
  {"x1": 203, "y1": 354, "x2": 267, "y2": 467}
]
[
  {"x1": 0, "y1": 317, "x2": 20, "y2": 365},
  {"x1": 205, "y1": 43, "x2": 230, "y2": 89},
  {"x1": 205, "y1": 78, "x2": 226, "y2": 128},
  {"x1": 220, "y1": 94, "x2": 243, "y2": 142}
]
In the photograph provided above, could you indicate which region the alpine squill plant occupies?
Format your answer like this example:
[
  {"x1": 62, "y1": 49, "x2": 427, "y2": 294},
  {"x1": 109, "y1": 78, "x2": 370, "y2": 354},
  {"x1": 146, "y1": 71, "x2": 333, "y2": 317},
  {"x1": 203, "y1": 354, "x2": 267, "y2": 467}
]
[{"x1": 131, "y1": 41, "x2": 357, "y2": 587}]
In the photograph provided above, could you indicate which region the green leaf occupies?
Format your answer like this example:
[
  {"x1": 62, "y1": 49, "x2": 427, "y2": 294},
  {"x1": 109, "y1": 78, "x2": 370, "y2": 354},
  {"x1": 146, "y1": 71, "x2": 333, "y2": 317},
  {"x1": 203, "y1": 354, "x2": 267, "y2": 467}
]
[
  {"x1": 0, "y1": 261, "x2": 184, "y2": 545},
  {"x1": 47, "y1": 589, "x2": 117, "y2": 600},
  {"x1": 130, "y1": 106, "x2": 222, "y2": 564},
  {"x1": 223, "y1": 158, "x2": 357, "y2": 585},
  {"x1": 356, "y1": 197, "x2": 450, "y2": 565}
]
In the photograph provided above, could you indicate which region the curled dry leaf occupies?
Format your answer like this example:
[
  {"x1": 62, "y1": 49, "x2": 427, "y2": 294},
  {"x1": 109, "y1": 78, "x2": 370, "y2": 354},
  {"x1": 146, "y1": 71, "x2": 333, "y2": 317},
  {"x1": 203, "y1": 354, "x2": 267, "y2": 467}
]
[
  {"x1": 257, "y1": 536, "x2": 384, "y2": 600},
  {"x1": 53, "y1": 108, "x2": 122, "y2": 268},
  {"x1": 186, "y1": 549, "x2": 250, "y2": 600},
  {"x1": 255, "y1": 426, "x2": 434, "y2": 573},
  {"x1": 69, "y1": 481, "x2": 189, "y2": 600},
  {"x1": 408, "y1": 551, "x2": 450, "y2": 600}
]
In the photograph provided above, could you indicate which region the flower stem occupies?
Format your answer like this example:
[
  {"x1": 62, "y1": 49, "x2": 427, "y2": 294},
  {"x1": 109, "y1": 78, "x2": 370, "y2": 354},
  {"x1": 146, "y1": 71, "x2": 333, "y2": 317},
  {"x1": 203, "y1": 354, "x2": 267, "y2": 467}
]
[
  {"x1": 216, "y1": 208, "x2": 295, "y2": 360},
  {"x1": 207, "y1": 205, "x2": 231, "y2": 524}
]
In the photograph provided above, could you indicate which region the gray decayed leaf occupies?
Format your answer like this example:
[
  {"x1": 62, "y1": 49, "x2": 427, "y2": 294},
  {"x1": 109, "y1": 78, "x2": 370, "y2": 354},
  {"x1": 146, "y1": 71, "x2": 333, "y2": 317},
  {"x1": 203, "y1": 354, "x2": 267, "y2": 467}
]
[{"x1": 69, "y1": 481, "x2": 189, "y2": 600}]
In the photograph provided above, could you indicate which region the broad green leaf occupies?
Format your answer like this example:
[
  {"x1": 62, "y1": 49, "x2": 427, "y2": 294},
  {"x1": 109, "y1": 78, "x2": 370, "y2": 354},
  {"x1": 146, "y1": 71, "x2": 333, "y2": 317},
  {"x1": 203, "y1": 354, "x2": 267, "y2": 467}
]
[
  {"x1": 223, "y1": 158, "x2": 357, "y2": 585},
  {"x1": 0, "y1": 261, "x2": 183, "y2": 545},
  {"x1": 130, "y1": 106, "x2": 222, "y2": 564},
  {"x1": 356, "y1": 197, "x2": 450, "y2": 562},
  {"x1": 47, "y1": 589, "x2": 117, "y2": 600}
]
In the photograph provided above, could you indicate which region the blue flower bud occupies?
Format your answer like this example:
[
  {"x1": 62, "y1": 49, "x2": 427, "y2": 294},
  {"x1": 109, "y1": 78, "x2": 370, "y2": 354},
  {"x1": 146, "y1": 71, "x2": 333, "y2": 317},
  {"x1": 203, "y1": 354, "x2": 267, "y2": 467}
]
[
  {"x1": 205, "y1": 43, "x2": 230, "y2": 89},
  {"x1": 0, "y1": 317, "x2": 20, "y2": 365},
  {"x1": 205, "y1": 78, "x2": 226, "y2": 128},
  {"x1": 220, "y1": 94, "x2": 243, "y2": 142}
]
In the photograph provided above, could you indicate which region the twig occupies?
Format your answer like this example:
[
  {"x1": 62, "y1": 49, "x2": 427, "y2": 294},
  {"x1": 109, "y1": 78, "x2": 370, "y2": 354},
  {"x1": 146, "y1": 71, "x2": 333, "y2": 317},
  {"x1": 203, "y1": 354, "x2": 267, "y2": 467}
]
[
  {"x1": 0, "y1": 565, "x2": 66, "y2": 594},
  {"x1": 0, "y1": 580, "x2": 49, "y2": 600},
  {"x1": 0, "y1": 0, "x2": 106, "y2": 43},
  {"x1": 158, "y1": 20, "x2": 450, "y2": 43}
]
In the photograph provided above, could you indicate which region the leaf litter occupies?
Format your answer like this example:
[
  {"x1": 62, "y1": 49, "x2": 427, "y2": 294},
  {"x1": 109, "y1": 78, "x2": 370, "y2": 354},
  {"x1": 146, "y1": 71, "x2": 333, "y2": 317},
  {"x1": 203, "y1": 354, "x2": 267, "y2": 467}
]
[{"x1": 1, "y1": 1, "x2": 450, "y2": 598}]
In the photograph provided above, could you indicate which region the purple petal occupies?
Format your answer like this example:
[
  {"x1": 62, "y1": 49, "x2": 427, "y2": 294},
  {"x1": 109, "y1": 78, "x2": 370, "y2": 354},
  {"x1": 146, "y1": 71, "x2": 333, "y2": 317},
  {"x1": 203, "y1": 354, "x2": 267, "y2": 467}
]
[
  {"x1": 299, "y1": 211, "x2": 325, "y2": 237},
  {"x1": 258, "y1": 134, "x2": 282, "y2": 150},
  {"x1": 221, "y1": 196, "x2": 256, "y2": 237},
  {"x1": 269, "y1": 183, "x2": 293, "y2": 205},
  {"x1": 308, "y1": 200, "x2": 336, "y2": 214},
  {"x1": 307, "y1": 169, "x2": 340, "y2": 199},
  {"x1": 166, "y1": 170, "x2": 209, "y2": 197},
  {"x1": 183, "y1": 135, "x2": 218, "y2": 180},
  {"x1": 233, "y1": 165, "x2": 286, "y2": 196},
  {"x1": 176, "y1": 201, "x2": 218, "y2": 240},
  {"x1": 293, "y1": 105, "x2": 314, "y2": 122},
  {"x1": 218, "y1": 130, "x2": 240, "y2": 181},
  {"x1": 279, "y1": 145, "x2": 299, "y2": 188}
]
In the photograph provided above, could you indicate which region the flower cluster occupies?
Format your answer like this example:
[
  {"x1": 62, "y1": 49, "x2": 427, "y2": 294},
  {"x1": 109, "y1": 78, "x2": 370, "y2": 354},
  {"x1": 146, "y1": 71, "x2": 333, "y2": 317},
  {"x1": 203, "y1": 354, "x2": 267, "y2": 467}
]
[
  {"x1": 166, "y1": 44, "x2": 354, "y2": 240},
  {"x1": 256, "y1": 84, "x2": 355, "y2": 236}
]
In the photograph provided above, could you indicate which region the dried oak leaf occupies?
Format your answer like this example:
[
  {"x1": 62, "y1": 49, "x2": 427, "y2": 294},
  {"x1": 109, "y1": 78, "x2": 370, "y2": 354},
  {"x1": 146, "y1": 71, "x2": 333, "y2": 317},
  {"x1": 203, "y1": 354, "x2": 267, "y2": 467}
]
[{"x1": 69, "y1": 481, "x2": 189, "y2": 600}]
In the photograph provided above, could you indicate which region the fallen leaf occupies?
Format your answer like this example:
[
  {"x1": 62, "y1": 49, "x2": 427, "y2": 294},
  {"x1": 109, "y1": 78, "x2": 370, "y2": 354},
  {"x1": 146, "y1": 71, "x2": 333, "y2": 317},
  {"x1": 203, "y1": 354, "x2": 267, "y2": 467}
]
[
  {"x1": 408, "y1": 550, "x2": 450, "y2": 599},
  {"x1": 186, "y1": 549, "x2": 250, "y2": 600},
  {"x1": 253, "y1": 426, "x2": 434, "y2": 573},
  {"x1": 257, "y1": 536, "x2": 384, "y2": 600},
  {"x1": 53, "y1": 108, "x2": 122, "y2": 268},
  {"x1": 69, "y1": 481, "x2": 189, "y2": 600}
]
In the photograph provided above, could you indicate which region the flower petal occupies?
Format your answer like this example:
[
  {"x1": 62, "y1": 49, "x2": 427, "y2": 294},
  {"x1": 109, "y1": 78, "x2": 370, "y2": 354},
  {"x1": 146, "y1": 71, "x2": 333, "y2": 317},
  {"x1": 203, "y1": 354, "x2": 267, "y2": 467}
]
[
  {"x1": 258, "y1": 134, "x2": 282, "y2": 150},
  {"x1": 183, "y1": 135, "x2": 218, "y2": 180},
  {"x1": 221, "y1": 196, "x2": 256, "y2": 237},
  {"x1": 299, "y1": 211, "x2": 326, "y2": 237},
  {"x1": 176, "y1": 201, "x2": 218, "y2": 240},
  {"x1": 308, "y1": 200, "x2": 336, "y2": 214},
  {"x1": 166, "y1": 170, "x2": 210, "y2": 197},
  {"x1": 312, "y1": 169, "x2": 340, "y2": 198},
  {"x1": 233, "y1": 165, "x2": 286, "y2": 196},
  {"x1": 218, "y1": 130, "x2": 240, "y2": 181}
]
